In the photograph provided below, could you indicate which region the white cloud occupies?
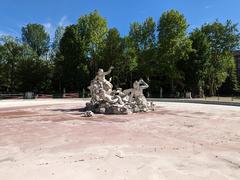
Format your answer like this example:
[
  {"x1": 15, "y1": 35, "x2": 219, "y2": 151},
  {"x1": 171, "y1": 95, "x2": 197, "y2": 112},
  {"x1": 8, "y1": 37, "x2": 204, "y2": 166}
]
[
  {"x1": 43, "y1": 22, "x2": 55, "y2": 41},
  {"x1": 205, "y1": 5, "x2": 212, "y2": 9},
  {"x1": 7, "y1": 27, "x2": 20, "y2": 36},
  {"x1": 43, "y1": 22, "x2": 52, "y2": 30},
  {"x1": 189, "y1": 24, "x2": 198, "y2": 30},
  {"x1": 0, "y1": 31, "x2": 7, "y2": 36},
  {"x1": 58, "y1": 16, "x2": 68, "y2": 26},
  {"x1": 0, "y1": 28, "x2": 19, "y2": 38}
]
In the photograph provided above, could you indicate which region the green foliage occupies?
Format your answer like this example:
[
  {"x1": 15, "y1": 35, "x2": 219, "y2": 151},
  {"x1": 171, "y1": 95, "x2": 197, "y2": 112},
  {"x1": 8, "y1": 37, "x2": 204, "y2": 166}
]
[
  {"x1": 99, "y1": 28, "x2": 123, "y2": 69},
  {"x1": 22, "y1": 23, "x2": 50, "y2": 57},
  {"x1": 0, "y1": 34, "x2": 52, "y2": 93},
  {"x1": 201, "y1": 20, "x2": 240, "y2": 95},
  {"x1": 129, "y1": 17, "x2": 156, "y2": 78},
  {"x1": 218, "y1": 57, "x2": 239, "y2": 95},
  {"x1": 52, "y1": 26, "x2": 65, "y2": 54},
  {"x1": 0, "y1": 45, "x2": 7, "y2": 90},
  {"x1": 77, "y1": 10, "x2": 108, "y2": 75},
  {"x1": 58, "y1": 25, "x2": 89, "y2": 91},
  {"x1": 116, "y1": 36, "x2": 138, "y2": 87},
  {"x1": 54, "y1": 10, "x2": 108, "y2": 92},
  {"x1": 0, "y1": 37, "x2": 24, "y2": 91},
  {"x1": 95, "y1": 27, "x2": 138, "y2": 88},
  {"x1": 16, "y1": 56, "x2": 52, "y2": 92},
  {"x1": 99, "y1": 28, "x2": 123, "y2": 86},
  {"x1": 0, "y1": 10, "x2": 239, "y2": 97},
  {"x1": 183, "y1": 29, "x2": 211, "y2": 95},
  {"x1": 77, "y1": 10, "x2": 108, "y2": 51},
  {"x1": 157, "y1": 10, "x2": 192, "y2": 93}
]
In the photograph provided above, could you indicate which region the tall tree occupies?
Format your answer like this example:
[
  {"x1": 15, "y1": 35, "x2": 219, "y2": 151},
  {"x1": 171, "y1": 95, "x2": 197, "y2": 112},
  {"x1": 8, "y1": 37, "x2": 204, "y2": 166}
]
[
  {"x1": 22, "y1": 23, "x2": 50, "y2": 57},
  {"x1": 0, "y1": 35, "x2": 51, "y2": 93},
  {"x1": 56, "y1": 11, "x2": 108, "y2": 92},
  {"x1": 99, "y1": 28, "x2": 123, "y2": 69},
  {"x1": 100, "y1": 28, "x2": 137, "y2": 88},
  {"x1": 0, "y1": 44, "x2": 7, "y2": 91},
  {"x1": 201, "y1": 20, "x2": 240, "y2": 96},
  {"x1": 129, "y1": 17, "x2": 156, "y2": 78},
  {"x1": 16, "y1": 46, "x2": 52, "y2": 92},
  {"x1": 129, "y1": 22, "x2": 142, "y2": 52},
  {"x1": 218, "y1": 57, "x2": 239, "y2": 95},
  {"x1": 182, "y1": 29, "x2": 211, "y2": 96},
  {"x1": 0, "y1": 36, "x2": 23, "y2": 92},
  {"x1": 77, "y1": 10, "x2": 108, "y2": 77},
  {"x1": 129, "y1": 17, "x2": 157, "y2": 96},
  {"x1": 52, "y1": 26, "x2": 65, "y2": 54},
  {"x1": 121, "y1": 37, "x2": 138, "y2": 87},
  {"x1": 58, "y1": 25, "x2": 89, "y2": 91},
  {"x1": 157, "y1": 10, "x2": 192, "y2": 94}
]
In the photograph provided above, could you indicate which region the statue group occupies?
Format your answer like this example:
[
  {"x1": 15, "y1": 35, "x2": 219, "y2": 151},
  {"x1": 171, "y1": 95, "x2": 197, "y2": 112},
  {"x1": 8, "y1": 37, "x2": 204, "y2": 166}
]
[{"x1": 86, "y1": 66, "x2": 155, "y2": 114}]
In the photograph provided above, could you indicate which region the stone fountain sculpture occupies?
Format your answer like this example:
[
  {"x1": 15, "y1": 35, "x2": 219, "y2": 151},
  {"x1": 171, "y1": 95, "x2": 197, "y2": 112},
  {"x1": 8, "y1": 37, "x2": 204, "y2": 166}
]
[{"x1": 85, "y1": 66, "x2": 155, "y2": 114}]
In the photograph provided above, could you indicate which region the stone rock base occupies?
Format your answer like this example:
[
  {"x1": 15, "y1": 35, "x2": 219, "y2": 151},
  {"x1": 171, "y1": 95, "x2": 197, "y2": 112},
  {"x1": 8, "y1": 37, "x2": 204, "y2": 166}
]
[
  {"x1": 86, "y1": 102, "x2": 131, "y2": 114},
  {"x1": 85, "y1": 101, "x2": 155, "y2": 115}
]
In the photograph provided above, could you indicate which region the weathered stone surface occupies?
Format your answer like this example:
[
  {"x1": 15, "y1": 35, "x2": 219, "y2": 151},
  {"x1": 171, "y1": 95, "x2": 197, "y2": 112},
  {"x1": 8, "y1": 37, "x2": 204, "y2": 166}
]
[{"x1": 86, "y1": 67, "x2": 154, "y2": 114}]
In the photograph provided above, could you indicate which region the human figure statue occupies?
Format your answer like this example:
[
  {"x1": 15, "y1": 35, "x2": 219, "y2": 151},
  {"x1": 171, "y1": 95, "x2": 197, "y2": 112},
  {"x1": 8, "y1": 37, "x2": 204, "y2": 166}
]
[
  {"x1": 95, "y1": 66, "x2": 114, "y2": 93},
  {"x1": 88, "y1": 80, "x2": 100, "y2": 103},
  {"x1": 112, "y1": 88, "x2": 129, "y2": 103},
  {"x1": 86, "y1": 67, "x2": 154, "y2": 114},
  {"x1": 98, "y1": 88, "x2": 124, "y2": 105},
  {"x1": 124, "y1": 79, "x2": 148, "y2": 102},
  {"x1": 123, "y1": 79, "x2": 150, "y2": 111}
]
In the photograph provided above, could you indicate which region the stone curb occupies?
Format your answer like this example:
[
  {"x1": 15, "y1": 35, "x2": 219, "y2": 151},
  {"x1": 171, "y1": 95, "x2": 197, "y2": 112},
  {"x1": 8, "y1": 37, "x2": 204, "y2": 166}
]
[{"x1": 147, "y1": 98, "x2": 240, "y2": 107}]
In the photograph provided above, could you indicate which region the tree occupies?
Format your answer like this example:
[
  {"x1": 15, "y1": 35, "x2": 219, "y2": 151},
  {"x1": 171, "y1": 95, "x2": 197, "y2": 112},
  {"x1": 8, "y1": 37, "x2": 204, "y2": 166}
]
[
  {"x1": 56, "y1": 11, "x2": 108, "y2": 92},
  {"x1": 16, "y1": 51, "x2": 52, "y2": 92},
  {"x1": 99, "y1": 28, "x2": 123, "y2": 69},
  {"x1": 52, "y1": 51, "x2": 64, "y2": 92},
  {"x1": 77, "y1": 10, "x2": 108, "y2": 78},
  {"x1": 157, "y1": 10, "x2": 192, "y2": 94},
  {"x1": 0, "y1": 35, "x2": 52, "y2": 93},
  {"x1": 129, "y1": 17, "x2": 157, "y2": 96},
  {"x1": 52, "y1": 26, "x2": 65, "y2": 54},
  {"x1": 58, "y1": 25, "x2": 89, "y2": 92},
  {"x1": 0, "y1": 36, "x2": 23, "y2": 92},
  {"x1": 218, "y1": 57, "x2": 239, "y2": 95},
  {"x1": 119, "y1": 36, "x2": 138, "y2": 87},
  {"x1": 98, "y1": 28, "x2": 138, "y2": 88},
  {"x1": 22, "y1": 23, "x2": 50, "y2": 57},
  {"x1": 99, "y1": 28, "x2": 124, "y2": 86},
  {"x1": 129, "y1": 17, "x2": 156, "y2": 78},
  {"x1": 129, "y1": 22, "x2": 142, "y2": 52},
  {"x1": 0, "y1": 45, "x2": 7, "y2": 91},
  {"x1": 182, "y1": 29, "x2": 211, "y2": 96},
  {"x1": 201, "y1": 20, "x2": 240, "y2": 96}
]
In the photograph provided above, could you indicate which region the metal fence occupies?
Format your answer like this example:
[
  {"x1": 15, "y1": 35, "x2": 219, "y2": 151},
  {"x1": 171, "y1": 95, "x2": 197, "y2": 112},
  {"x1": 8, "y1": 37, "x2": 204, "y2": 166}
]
[{"x1": 0, "y1": 93, "x2": 24, "y2": 99}]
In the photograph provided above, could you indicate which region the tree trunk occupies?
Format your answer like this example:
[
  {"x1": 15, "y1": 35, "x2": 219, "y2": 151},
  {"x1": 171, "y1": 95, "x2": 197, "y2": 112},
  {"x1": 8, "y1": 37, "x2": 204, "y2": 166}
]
[
  {"x1": 146, "y1": 76, "x2": 150, "y2": 97},
  {"x1": 10, "y1": 60, "x2": 14, "y2": 93},
  {"x1": 170, "y1": 78, "x2": 174, "y2": 95},
  {"x1": 209, "y1": 80, "x2": 215, "y2": 96}
]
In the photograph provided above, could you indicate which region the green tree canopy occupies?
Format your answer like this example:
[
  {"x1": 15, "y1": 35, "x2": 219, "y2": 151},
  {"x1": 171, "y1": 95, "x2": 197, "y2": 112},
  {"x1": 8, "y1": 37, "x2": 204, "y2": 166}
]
[
  {"x1": 22, "y1": 23, "x2": 50, "y2": 57},
  {"x1": 201, "y1": 20, "x2": 240, "y2": 95},
  {"x1": 59, "y1": 25, "x2": 88, "y2": 91},
  {"x1": 157, "y1": 10, "x2": 192, "y2": 94},
  {"x1": 99, "y1": 28, "x2": 123, "y2": 69},
  {"x1": 77, "y1": 10, "x2": 108, "y2": 76},
  {"x1": 16, "y1": 48, "x2": 52, "y2": 92},
  {"x1": 129, "y1": 17, "x2": 156, "y2": 72},
  {"x1": 182, "y1": 29, "x2": 211, "y2": 96},
  {"x1": 0, "y1": 36, "x2": 24, "y2": 92},
  {"x1": 52, "y1": 26, "x2": 65, "y2": 54}
]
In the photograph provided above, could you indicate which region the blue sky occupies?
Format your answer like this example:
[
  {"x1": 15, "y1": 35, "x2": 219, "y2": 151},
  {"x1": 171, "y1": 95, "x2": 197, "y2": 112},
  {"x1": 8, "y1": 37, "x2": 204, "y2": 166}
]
[{"x1": 1, "y1": 0, "x2": 240, "y2": 39}]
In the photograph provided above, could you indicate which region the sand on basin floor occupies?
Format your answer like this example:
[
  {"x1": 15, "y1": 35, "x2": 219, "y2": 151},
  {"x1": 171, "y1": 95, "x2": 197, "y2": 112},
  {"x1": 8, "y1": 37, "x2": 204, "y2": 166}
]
[{"x1": 0, "y1": 99, "x2": 239, "y2": 180}]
